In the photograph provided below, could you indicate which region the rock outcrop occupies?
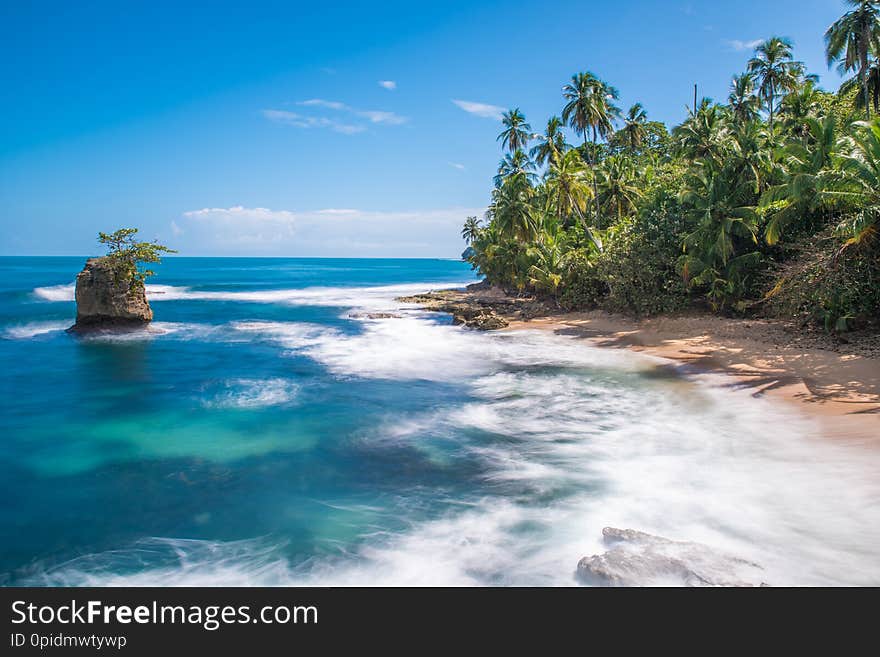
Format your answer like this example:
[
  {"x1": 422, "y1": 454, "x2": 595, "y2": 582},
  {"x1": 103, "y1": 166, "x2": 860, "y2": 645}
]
[
  {"x1": 69, "y1": 257, "x2": 153, "y2": 332},
  {"x1": 397, "y1": 290, "x2": 510, "y2": 330},
  {"x1": 398, "y1": 282, "x2": 562, "y2": 330},
  {"x1": 576, "y1": 527, "x2": 766, "y2": 587}
]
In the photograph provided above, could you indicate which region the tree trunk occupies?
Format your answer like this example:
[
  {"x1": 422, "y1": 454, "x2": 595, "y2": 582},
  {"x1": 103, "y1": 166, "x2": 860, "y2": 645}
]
[
  {"x1": 589, "y1": 127, "x2": 602, "y2": 225},
  {"x1": 863, "y1": 38, "x2": 871, "y2": 121}
]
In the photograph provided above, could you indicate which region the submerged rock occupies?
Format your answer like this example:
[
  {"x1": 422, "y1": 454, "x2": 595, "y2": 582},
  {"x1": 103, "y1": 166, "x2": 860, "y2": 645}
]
[
  {"x1": 576, "y1": 527, "x2": 766, "y2": 587},
  {"x1": 69, "y1": 257, "x2": 152, "y2": 332},
  {"x1": 348, "y1": 312, "x2": 402, "y2": 320}
]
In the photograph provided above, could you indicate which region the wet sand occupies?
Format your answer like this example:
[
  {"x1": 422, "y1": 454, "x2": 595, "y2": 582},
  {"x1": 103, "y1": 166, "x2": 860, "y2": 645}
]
[{"x1": 506, "y1": 310, "x2": 880, "y2": 444}]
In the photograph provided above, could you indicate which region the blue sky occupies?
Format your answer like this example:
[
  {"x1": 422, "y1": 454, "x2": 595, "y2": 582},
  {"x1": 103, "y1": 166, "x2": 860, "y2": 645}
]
[{"x1": 0, "y1": 0, "x2": 849, "y2": 257}]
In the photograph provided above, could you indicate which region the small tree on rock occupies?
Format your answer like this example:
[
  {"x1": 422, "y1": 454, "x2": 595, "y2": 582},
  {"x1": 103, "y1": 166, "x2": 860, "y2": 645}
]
[{"x1": 98, "y1": 228, "x2": 176, "y2": 291}]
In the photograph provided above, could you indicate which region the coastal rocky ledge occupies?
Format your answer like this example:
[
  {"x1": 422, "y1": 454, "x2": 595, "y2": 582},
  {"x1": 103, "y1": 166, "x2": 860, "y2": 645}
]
[
  {"x1": 398, "y1": 289, "x2": 508, "y2": 330},
  {"x1": 398, "y1": 281, "x2": 555, "y2": 330},
  {"x1": 68, "y1": 257, "x2": 153, "y2": 332},
  {"x1": 577, "y1": 527, "x2": 767, "y2": 587}
]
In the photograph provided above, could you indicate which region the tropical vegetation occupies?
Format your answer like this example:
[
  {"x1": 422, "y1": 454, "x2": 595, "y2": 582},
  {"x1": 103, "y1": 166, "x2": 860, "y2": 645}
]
[
  {"x1": 98, "y1": 228, "x2": 176, "y2": 291},
  {"x1": 462, "y1": 2, "x2": 880, "y2": 332}
]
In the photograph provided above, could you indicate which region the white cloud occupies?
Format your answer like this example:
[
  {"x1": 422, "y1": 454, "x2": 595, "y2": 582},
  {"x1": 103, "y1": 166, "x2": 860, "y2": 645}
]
[
  {"x1": 178, "y1": 205, "x2": 485, "y2": 257},
  {"x1": 452, "y1": 99, "x2": 505, "y2": 120},
  {"x1": 170, "y1": 220, "x2": 183, "y2": 236},
  {"x1": 448, "y1": 162, "x2": 465, "y2": 170},
  {"x1": 261, "y1": 109, "x2": 364, "y2": 134},
  {"x1": 726, "y1": 38, "x2": 763, "y2": 52},
  {"x1": 183, "y1": 206, "x2": 298, "y2": 222},
  {"x1": 378, "y1": 80, "x2": 397, "y2": 90},
  {"x1": 359, "y1": 110, "x2": 407, "y2": 125},
  {"x1": 316, "y1": 208, "x2": 360, "y2": 215},
  {"x1": 299, "y1": 99, "x2": 347, "y2": 110},
  {"x1": 267, "y1": 99, "x2": 409, "y2": 130}
]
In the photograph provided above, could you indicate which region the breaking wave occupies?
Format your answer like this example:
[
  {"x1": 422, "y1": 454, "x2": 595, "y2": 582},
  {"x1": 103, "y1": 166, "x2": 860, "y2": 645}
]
[
  {"x1": 32, "y1": 283, "x2": 76, "y2": 302},
  {"x1": 3, "y1": 320, "x2": 70, "y2": 339},
  {"x1": 32, "y1": 281, "x2": 471, "y2": 312}
]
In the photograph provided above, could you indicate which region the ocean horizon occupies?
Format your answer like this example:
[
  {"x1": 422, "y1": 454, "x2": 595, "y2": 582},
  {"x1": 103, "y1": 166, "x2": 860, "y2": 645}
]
[{"x1": 2, "y1": 256, "x2": 878, "y2": 586}]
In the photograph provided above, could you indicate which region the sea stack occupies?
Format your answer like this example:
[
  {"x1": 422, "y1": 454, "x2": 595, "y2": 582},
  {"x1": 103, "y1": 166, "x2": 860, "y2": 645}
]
[{"x1": 69, "y1": 256, "x2": 153, "y2": 332}]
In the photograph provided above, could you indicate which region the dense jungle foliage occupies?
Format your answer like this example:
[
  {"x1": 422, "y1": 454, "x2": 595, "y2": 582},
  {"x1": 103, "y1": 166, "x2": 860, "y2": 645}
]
[{"x1": 463, "y1": 1, "x2": 880, "y2": 331}]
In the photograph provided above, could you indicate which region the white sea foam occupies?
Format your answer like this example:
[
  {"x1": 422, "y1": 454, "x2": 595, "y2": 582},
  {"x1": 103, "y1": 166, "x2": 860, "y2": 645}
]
[
  {"x1": 146, "y1": 281, "x2": 468, "y2": 311},
  {"x1": 332, "y1": 365, "x2": 880, "y2": 586},
  {"x1": 3, "y1": 320, "x2": 70, "y2": 339},
  {"x1": 203, "y1": 378, "x2": 300, "y2": 409},
  {"x1": 229, "y1": 321, "x2": 335, "y2": 350},
  {"x1": 32, "y1": 283, "x2": 75, "y2": 302},
  {"x1": 32, "y1": 281, "x2": 472, "y2": 312},
  {"x1": 219, "y1": 314, "x2": 500, "y2": 381},
  {"x1": 300, "y1": 321, "x2": 654, "y2": 382}
]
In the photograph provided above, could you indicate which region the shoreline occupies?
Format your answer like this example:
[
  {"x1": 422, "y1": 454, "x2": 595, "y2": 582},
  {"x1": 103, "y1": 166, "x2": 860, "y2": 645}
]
[{"x1": 404, "y1": 285, "x2": 880, "y2": 444}]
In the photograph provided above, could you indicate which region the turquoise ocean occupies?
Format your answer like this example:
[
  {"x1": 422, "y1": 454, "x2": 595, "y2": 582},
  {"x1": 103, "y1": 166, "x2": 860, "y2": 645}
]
[{"x1": 1, "y1": 257, "x2": 878, "y2": 586}]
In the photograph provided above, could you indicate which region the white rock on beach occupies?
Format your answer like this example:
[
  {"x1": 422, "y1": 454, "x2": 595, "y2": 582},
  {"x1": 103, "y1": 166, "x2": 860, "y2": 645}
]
[{"x1": 577, "y1": 527, "x2": 767, "y2": 587}]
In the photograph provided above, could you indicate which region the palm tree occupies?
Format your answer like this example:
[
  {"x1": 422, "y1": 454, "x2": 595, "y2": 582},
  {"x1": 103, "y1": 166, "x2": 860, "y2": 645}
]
[
  {"x1": 488, "y1": 174, "x2": 539, "y2": 242},
  {"x1": 678, "y1": 165, "x2": 761, "y2": 308},
  {"x1": 727, "y1": 117, "x2": 775, "y2": 194},
  {"x1": 461, "y1": 216, "x2": 482, "y2": 244},
  {"x1": 826, "y1": 0, "x2": 880, "y2": 120},
  {"x1": 672, "y1": 98, "x2": 729, "y2": 165},
  {"x1": 778, "y1": 80, "x2": 824, "y2": 141},
  {"x1": 530, "y1": 116, "x2": 568, "y2": 167},
  {"x1": 728, "y1": 74, "x2": 761, "y2": 124},
  {"x1": 543, "y1": 149, "x2": 591, "y2": 220},
  {"x1": 840, "y1": 58, "x2": 880, "y2": 116},
  {"x1": 760, "y1": 115, "x2": 838, "y2": 244},
  {"x1": 747, "y1": 37, "x2": 805, "y2": 128},
  {"x1": 526, "y1": 222, "x2": 577, "y2": 298},
  {"x1": 596, "y1": 155, "x2": 643, "y2": 222},
  {"x1": 494, "y1": 149, "x2": 538, "y2": 187},
  {"x1": 620, "y1": 103, "x2": 648, "y2": 153},
  {"x1": 827, "y1": 119, "x2": 880, "y2": 252},
  {"x1": 562, "y1": 72, "x2": 621, "y2": 222},
  {"x1": 542, "y1": 150, "x2": 604, "y2": 250},
  {"x1": 498, "y1": 109, "x2": 532, "y2": 153}
]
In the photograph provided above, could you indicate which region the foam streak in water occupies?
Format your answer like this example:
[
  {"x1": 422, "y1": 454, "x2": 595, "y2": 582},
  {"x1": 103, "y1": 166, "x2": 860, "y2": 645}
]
[
  {"x1": 3, "y1": 320, "x2": 70, "y2": 339},
  {"x1": 32, "y1": 281, "x2": 472, "y2": 312}
]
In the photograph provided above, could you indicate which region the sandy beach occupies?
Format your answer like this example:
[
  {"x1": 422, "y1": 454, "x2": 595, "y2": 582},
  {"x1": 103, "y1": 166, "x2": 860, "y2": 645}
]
[
  {"x1": 509, "y1": 311, "x2": 880, "y2": 443},
  {"x1": 407, "y1": 285, "x2": 880, "y2": 444}
]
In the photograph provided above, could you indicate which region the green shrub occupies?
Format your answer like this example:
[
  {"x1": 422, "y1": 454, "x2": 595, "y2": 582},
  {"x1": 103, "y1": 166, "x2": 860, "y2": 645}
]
[
  {"x1": 559, "y1": 249, "x2": 608, "y2": 309},
  {"x1": 763, "y1": 231, "x2": 880, "y2": 332},
  {"x1": 597, "y1": 213, "x2": 691, "y2": 315}
]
